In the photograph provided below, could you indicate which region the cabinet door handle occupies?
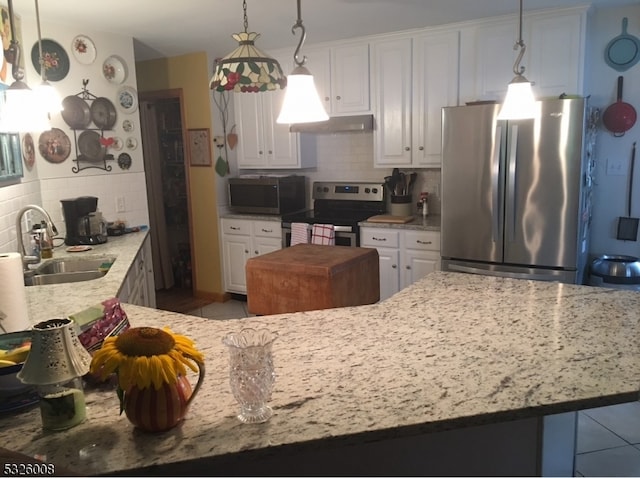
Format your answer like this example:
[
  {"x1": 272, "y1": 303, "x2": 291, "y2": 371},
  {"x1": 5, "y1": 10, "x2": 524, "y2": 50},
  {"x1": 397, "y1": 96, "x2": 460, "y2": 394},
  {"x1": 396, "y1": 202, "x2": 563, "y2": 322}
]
[
  {"x1": 230, "y1": 226, "x2": 240, "y2": 230},
  {"x1": 372, "y1": 237, "x2": 386, "y2": 242},
  {"x1": 261, "y1": 228, "x2": 273, "y2": 233},
  {"x1": 268, "y1": 150, "x2": 273, "y2": 154},
  {"x1": 418, "y1": 146, "x2": 424, "y2": 151},
  {"x1": 405, "y1": 147, "x2": 410, "y2": 151},
  {"x1": 324, "y1": 97, "x2": 330, "y2": 102},
  {"x1": 255, "y1": 250, "x2": 259, "y2": 255},
  {"x1": 244, "y1": 249, "x2": 249, "y2": 254},
  {"x1": 406, "y1": 265, "x2": 411, "y2": 270},
  {"x1": 259, "y1": 150, "x2": 263, "y2": 155},
  {"x1": 417, "y1": 240, "x2": 432, "y2": 245},
  {"x1": 392, "y1": 264, "x2": 397, "y2": 269},
  {"x1": 336, "y1": 95, "x2": 341, "y2": 100}
]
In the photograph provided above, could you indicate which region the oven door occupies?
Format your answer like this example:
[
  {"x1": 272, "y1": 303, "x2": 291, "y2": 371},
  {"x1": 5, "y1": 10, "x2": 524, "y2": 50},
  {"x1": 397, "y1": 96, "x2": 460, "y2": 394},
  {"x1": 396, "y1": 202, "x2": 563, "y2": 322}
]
[{"x1": 282, "y1": 223, "x2": 357, "y2": 247}]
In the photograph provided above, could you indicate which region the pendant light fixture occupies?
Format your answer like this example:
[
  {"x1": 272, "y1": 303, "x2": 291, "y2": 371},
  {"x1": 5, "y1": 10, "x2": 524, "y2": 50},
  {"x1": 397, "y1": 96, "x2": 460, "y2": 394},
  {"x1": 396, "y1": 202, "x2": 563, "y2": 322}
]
[
  {"x1": 0, "y1": 0, "x2": 52, "y2": 132},
  {"x1": 497, "y1": 0, "x2": 537, "y2": 120},
  {"x1": 210, "y1": 0, "x2": 286, "y2": 93},
  {"x1": 276, "y1": 0, "x2": 329, "y2": 124}
]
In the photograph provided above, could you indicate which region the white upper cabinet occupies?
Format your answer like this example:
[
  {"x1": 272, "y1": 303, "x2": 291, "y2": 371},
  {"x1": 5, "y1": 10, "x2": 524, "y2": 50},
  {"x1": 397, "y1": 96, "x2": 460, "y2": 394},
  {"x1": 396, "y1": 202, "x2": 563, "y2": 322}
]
[
  {"x1": 412, "y1": 30, "x2": 460, "y2": 167},
  {"x1": 459, "y1": 7, "x2": 588, "y2": 104},
  {"x1": 372, "y1": 30, "x2": 459, "y2": 168},
  {"x1": 235, "y1": 89, "x2": 301, "y2": 169},
  {"x1": 303, "y1": 42, "x2": 371, "y2": 116},
  {"x1": 235, "y1": 54, "x2": 314, "y2": 169},
  {"x1": 525, "y1": 12, "x2": 586, "y2": 98}
]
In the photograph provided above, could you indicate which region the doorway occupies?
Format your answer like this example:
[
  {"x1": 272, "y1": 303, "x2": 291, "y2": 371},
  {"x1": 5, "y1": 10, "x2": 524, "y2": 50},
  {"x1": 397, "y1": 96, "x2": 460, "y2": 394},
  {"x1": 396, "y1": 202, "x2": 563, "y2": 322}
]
[{"x1": 139, "y1": 90, "x2": 195, "y2": 296}]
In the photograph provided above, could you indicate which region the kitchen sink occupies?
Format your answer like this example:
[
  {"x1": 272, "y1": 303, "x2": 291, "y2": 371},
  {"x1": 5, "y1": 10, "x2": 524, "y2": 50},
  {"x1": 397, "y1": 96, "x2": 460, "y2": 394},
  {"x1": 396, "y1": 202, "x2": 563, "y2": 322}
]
[{"x1": 25, "y1": 256, "x2": 116, "y2": 286}]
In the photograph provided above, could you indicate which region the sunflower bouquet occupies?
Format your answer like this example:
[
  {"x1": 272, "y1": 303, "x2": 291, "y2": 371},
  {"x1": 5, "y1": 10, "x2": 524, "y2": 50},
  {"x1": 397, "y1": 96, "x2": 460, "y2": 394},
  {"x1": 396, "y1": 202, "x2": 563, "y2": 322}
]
[{"x1": 90, "y1": 326, "x2": 205, "y2": 431}]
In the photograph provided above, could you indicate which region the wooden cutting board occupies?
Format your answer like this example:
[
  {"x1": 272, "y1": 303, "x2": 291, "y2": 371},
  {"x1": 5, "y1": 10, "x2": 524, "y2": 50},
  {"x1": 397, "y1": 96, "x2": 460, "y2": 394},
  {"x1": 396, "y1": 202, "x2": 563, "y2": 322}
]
[{"x1": 366, "y1": 215, "x2": 415, "y2": 224}]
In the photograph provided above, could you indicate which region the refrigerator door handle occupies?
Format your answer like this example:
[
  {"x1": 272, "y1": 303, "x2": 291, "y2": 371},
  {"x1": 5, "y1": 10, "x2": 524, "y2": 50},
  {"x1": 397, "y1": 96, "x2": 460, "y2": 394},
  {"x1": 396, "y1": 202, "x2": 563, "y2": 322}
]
[
  {"x1": 507, "y1": 125, "x2": 518, "y2": 242},
  {"x1": 492, "y1": 125, "x2": 502, "y2": 242}
]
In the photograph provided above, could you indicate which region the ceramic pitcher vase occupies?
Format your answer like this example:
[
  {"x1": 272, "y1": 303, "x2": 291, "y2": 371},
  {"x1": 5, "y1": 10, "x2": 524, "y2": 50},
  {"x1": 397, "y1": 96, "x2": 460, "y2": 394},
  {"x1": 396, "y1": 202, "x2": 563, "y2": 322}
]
[
  {"x1": 223, "y1": 328, "x2": 277, "y2": 424},
  {"x1": 123, "y1": 360, "x2": 205, "y2": 433}
]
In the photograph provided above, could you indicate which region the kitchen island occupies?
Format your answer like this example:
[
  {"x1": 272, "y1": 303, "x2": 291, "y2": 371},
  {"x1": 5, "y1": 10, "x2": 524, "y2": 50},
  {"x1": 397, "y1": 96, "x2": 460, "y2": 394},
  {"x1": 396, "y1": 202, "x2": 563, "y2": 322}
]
[{"x1": 2, "y1": 267, "x2": 640, "y2": 475}]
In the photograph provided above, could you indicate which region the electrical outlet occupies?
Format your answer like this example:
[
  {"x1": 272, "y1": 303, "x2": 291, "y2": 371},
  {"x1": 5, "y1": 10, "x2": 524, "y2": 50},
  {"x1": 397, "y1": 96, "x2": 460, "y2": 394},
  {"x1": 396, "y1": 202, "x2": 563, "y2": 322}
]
[
  {"x1": 607, "y1": 157, "x2": 626, "y2": 176},
  {"x1": 116, "y1": 196, "x2": 126, "y2": 213}
]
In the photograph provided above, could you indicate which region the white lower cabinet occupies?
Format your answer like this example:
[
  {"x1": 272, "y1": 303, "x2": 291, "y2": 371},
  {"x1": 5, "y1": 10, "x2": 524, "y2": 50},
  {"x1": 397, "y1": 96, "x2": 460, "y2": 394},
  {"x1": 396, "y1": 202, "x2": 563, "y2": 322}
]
[
  {"x1": 221, "y1": 218, "x2": 282, "y2": 294},
  {"x1": 118, "y1": 234, "x2": 156, "y2": 308},
  {"x1": 361, "y1": 227, "x2": 440, "y2": 301}
]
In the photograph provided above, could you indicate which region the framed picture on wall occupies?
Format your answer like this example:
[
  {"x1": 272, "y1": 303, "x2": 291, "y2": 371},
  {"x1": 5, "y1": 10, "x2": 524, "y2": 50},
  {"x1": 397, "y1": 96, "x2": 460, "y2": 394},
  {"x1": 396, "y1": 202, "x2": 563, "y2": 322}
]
[
  {"x1": 188, "y1": 128, "x2": 212, "y2": 167},
  {"x1": 0, "y1": 3, "x2": 24, "y2": 87}
]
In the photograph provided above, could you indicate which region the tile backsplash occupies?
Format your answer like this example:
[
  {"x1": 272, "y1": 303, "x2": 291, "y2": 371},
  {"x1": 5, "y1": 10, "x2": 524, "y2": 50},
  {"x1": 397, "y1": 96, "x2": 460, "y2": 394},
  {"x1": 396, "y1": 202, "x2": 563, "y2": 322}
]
[
  {"x1": 0, "y1": 173, "x2": 149, "y2": 254},
  {"x1": 300, "y1": 131, "x2": 441, "y2": 214}
]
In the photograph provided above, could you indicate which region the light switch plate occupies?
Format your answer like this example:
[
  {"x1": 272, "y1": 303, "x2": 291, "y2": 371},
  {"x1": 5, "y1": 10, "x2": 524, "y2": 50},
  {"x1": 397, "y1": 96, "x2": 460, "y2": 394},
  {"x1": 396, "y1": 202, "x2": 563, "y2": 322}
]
[{"x1": 607, "y1": 157, "x2": 626, "y2": 175}]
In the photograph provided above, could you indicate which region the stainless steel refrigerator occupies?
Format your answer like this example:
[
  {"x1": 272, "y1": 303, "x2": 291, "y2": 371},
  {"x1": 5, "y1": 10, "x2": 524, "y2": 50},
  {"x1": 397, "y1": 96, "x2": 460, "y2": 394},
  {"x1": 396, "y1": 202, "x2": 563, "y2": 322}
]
[{"x1": 440, "y1": 98, "x2": 593, "y2": 284}]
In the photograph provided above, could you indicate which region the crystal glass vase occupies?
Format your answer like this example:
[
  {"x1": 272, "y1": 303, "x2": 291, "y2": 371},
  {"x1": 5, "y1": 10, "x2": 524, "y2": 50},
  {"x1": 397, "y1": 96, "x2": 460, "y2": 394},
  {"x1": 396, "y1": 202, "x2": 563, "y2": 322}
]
[{"x1": 222, "y1": 328, "x2": 277, "y2": 423}]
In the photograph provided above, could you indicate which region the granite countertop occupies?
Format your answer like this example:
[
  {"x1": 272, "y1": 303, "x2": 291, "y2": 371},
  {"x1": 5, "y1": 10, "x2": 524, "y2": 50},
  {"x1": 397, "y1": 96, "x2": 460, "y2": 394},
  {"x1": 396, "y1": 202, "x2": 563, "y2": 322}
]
[
  {"x1": 2, "y1": 271, "x2": 640, "y2": 475},
  {"x1": 360, "y1": 214, "x2": 441, "y2": 231},
  {"x1": 24, "y1": 231, "x2": 149, "y2": 325},
  {"x1": 220, "y1": 212, "x2": 283, "y2": 222},
  {"x1": 221, "y1": 212, "x2": 441, "y2": 231}
]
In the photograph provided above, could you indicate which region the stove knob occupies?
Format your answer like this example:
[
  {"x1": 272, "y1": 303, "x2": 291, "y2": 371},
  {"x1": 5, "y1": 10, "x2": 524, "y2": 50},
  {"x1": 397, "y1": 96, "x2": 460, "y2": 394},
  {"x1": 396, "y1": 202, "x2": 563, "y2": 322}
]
[
  {"x1": 365, "y1": 188, "x2": 370, "y2": 193},
  {"x1": 372, "y1": 187, "x2": 378, "y2": 194},
  {"x1": 323, "y1": 187, "x2": 329, "y2": 192}
]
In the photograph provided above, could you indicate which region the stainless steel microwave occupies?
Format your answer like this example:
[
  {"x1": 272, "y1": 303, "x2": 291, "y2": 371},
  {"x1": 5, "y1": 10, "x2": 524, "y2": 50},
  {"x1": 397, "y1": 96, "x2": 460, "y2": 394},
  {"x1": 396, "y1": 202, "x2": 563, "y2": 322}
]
[{"x1": 228, "y1": 175, "x2": 307, "y2": 215}]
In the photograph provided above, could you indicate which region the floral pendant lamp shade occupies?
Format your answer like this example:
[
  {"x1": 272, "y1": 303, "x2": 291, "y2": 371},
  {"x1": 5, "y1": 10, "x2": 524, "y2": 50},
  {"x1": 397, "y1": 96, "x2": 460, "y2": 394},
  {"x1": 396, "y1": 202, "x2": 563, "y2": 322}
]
[{"x1": 210, "y1": 1, "x2": 286, "y2": 93}]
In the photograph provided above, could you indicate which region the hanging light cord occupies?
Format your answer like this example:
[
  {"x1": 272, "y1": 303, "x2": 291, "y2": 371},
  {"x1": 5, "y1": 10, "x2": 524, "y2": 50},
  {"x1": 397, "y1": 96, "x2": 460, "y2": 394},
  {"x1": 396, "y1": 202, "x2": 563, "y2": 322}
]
[
  {"x1": 242, "y1": 0, "x2": 249, "y2": 33},
  {"x1": 35, "y1": 0, "x2": 46, "y2": 82},
  {"x1": 511, "y1": 0, "x2": 527, "y2": 77},
  {"x1": 291, "y1": 0, "x2": 307, "y2": 67}
]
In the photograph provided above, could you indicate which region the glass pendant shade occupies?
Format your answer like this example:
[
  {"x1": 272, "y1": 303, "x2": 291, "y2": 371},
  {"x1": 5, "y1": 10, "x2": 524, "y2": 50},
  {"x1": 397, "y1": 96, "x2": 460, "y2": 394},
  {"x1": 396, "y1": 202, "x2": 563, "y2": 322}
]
[
  {"x1": 0, "y1": 83, "x2": 49, "y2": 132},
  {"x1": 210, "y1": 32, "x2": 286, "y2": 93},
  {"x1": 35, "y1": 80, "x2": 62, "y2": 115},
  {"x1": 497, "y1": 76, "x2": 537, "y2": 120},
  {"x1": 277, "y1": 65, "x2": 328, "y2": 124}
]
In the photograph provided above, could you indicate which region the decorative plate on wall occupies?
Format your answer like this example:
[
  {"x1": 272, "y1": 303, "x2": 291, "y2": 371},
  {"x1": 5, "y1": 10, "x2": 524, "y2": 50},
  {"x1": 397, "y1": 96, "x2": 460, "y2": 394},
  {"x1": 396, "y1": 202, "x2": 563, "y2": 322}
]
[
  {"x1": 102, "y1": 55, "x2": 128, "y2": 84},
  {"x1": 77, "y1": 130, "x2": 106, "y2": 162},
  {"x1": 122, "y1": 119, "x2": 134, "y2": 132},
  {"x1": 110, "y1": 136, "x2": 123, "y2": 151},
  {"x1": 125, "y1": 137, "x2": 138, "y2": 150},
  {"x1": 90, "y1": 97, "x2": 117, "y2": 130},
  {"x1": 117, "y1": 152, "x2": 132, "y2": 170},
  {"x1": 31, "y1": 39, "x2": 70, "y2": 81},
  {"x1": 38, "y1": 128, "x2": 71, "y2": 163},
  {"x1": 71, "y1": 35, "x2": 97, "y2": 65},
  {"x1": 61, "y1": 95, "x2": 91, "y2": 129},
  {"x1": 116, "y1": 86, "x2": 138, "y2": 114},
  {"x1": 22, "y1": 133, "x2": 35, "y2": 170}
]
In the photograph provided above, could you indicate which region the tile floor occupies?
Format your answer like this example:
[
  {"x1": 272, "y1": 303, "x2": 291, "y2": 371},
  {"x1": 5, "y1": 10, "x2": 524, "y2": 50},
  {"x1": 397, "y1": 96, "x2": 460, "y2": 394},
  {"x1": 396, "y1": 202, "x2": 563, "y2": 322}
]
[{"x1": 185, "y1": 299, "x2": 640, "y2": 477}]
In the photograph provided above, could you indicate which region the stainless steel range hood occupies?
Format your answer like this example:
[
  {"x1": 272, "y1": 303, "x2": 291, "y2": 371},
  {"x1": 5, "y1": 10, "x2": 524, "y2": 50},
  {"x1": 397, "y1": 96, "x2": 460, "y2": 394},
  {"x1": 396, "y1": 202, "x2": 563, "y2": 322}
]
[{"x1": 289, "y1": 114, "x2": 374, "y2": 133}]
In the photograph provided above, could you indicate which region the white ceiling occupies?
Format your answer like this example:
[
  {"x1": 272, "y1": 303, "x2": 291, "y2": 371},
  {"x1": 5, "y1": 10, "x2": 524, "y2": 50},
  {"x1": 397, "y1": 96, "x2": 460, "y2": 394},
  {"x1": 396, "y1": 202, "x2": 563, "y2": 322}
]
[{"x1": 15, "y1": 0, "x2": 640, "y2": 62}]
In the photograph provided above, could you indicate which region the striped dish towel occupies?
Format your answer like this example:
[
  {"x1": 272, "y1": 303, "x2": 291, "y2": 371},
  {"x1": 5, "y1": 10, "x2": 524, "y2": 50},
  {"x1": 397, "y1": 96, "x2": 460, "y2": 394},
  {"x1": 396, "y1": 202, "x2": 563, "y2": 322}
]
[
  {"x1": 291, "y1": 222, "x2": 311, "y2": 246},
  {"x1": 311, "y1": 224, "x2": 335, "y2": 245}
]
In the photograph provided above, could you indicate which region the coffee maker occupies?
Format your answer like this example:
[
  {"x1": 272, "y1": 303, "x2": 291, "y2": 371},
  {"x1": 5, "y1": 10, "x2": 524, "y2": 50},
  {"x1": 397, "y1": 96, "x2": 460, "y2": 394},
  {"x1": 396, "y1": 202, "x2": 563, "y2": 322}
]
[{"x1": 61, "y1": 196, "x2": 108, "y2": 245}]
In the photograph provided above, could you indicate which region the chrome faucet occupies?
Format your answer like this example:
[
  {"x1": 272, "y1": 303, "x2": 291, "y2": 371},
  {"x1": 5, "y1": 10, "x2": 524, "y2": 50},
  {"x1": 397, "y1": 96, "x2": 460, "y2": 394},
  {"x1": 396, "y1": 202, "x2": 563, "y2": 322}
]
[{"x1": 15, "y1": 205, "x2": 58, "y2": 269}]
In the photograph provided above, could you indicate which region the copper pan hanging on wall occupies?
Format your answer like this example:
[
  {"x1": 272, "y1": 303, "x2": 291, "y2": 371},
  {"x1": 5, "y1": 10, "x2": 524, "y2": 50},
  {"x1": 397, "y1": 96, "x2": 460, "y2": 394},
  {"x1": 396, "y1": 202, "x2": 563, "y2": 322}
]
[{"x1": 602, "y1": 76, "x2": 637, "y2": 137}]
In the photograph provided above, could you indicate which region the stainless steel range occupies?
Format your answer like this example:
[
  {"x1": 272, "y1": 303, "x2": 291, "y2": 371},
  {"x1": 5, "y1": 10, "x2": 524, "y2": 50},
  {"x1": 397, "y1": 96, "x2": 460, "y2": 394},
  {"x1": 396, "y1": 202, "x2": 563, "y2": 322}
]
[{"x1": 282, "y1": 181, "x2": 386, "y2": 247}]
